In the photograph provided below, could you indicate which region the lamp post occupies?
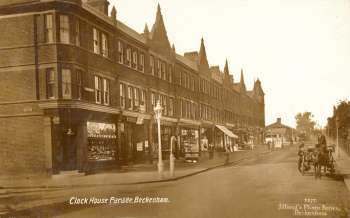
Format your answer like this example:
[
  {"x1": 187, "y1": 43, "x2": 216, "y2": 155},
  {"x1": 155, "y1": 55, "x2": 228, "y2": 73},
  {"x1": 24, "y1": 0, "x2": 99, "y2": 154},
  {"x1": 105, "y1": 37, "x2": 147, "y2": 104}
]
[
  {"x1": 154, "y1": 101, "x2": 164, "y2": 177},
  {"x1": 336, "y1": 116, "x2": 340, "y2": 159}
]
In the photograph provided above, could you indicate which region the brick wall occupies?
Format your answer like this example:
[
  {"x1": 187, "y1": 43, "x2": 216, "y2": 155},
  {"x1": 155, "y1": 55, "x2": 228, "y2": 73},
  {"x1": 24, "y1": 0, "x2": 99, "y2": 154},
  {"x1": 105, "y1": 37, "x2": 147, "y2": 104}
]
[{"x1": 0, "y1": 115, "x2": 46, "y2": 175}]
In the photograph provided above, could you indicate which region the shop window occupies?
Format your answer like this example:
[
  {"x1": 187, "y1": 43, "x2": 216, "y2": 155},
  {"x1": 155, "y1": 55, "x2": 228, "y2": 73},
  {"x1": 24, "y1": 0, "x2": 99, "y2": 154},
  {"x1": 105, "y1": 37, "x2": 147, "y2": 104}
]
[
  {"x1": 128, "y1": 86, "x2": 133, "y2": 110},
  {"x1": 61, "y1": 69, "x2": 72, "y2": 99},
  {"x1": 119, "y1": 83, "x2": 126, "y2": 109},
  {"x1": 103, "y1": 78, "x2": 110, "y2": 105},
  {"x1": 46, "y1": 68, "x2": 55, "y2": 99},
  {"x1": 94, "y1": 75, "x2": 102, "y2": 104},
  {"x1": 101, "y1": 32, "x2": 108, "y2": 57},
  {"x1": 87, "y1": 122, "x2": 117, "y2": 161},
  {"x1": 132, "y1": 50, "x2": 138, "y2": 69},
  {"x1": 150, "y1": 55, "x2": 155, "y2": 75},
  {"x1": 75, "y1": 70, "x2": 82, "y2": 100},
  {"x1": 139, "y1": 53, "x2": 144, "y2": 72},
  {"x1": 45, "y1": 14, "x2": 53, "y2": 43},
  {"x1": 134, "y1": 87, "x2": 139, "y2": 108},
  {"x1": 118, "y1": 41, "x2": 124, "y2": 63},
  {"x1": 126, "y1": 48, "x2": 131, "y2": 67},
  {"x1": 60, "y1": 15, "x2": 70, "y2": 44},
  {"x1": 93, "y1": 28, "x2": 100, "y2": 54}
]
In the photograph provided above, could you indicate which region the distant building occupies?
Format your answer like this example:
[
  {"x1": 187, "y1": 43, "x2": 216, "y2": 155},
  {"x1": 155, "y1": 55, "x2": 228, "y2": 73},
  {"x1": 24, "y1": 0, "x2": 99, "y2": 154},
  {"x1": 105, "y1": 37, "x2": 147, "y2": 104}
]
[
  {"x1": 265, "y1": 118, "x2": 294, "y2": 148},
  {"x1": 0, "y1": 0, "x2": 265, "y2": 176}
]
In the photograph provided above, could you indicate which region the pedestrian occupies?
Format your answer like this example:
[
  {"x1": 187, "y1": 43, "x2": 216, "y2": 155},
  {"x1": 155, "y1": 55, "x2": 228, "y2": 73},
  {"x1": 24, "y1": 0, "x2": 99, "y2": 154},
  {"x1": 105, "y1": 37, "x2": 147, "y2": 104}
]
[
  {"x1": 224, "y1": 145, "x2": 230, "y2": 165},
  {"x1": 209, "y1": 143, "x2": 214, "y2": 159}
]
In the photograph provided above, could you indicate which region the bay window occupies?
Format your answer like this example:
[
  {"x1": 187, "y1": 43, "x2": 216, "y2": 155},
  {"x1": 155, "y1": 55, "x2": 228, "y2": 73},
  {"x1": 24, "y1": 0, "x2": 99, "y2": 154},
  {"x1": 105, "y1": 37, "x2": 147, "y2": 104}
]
[
  {"x1": 60, "y1": 15, "x2": 70, "y2": 44},
  {"x1": 62, "y1": 69, "x2": 72, "y2": 99},
  {"x1": 46, "y1": 69, "x2": 55, "y2": 99},
  {"x1": 45, "y1": 14, "x2": 53, "y2": 43}
]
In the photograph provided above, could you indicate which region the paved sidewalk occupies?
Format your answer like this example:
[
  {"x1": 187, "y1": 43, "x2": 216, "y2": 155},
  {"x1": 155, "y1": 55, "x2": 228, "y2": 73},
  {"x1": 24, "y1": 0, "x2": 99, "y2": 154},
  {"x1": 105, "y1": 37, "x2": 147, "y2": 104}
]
[
  {"x1": 0, "y1": 145, "x2": 274, "y2": 215},
  {"x1": 0, "y1": 145, "x2": 270, "y2": 190},
  {"x1": 334, "y1": 146, "x2": 350, "y2": 191}
]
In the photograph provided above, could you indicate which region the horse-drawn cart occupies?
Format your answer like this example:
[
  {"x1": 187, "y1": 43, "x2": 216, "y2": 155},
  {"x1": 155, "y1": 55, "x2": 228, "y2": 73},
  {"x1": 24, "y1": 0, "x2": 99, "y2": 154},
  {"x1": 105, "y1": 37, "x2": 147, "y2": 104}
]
[{"x1": 298, "y1": 144, "x2": 335, "y2": 178}]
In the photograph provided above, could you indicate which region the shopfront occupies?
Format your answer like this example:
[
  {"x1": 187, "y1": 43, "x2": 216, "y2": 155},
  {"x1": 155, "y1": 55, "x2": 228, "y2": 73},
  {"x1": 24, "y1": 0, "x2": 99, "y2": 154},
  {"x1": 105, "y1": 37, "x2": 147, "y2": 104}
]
[
  {"x1": 180, "y1": 127, "x2": 200, "y2": 161},
  {"x1": 87, "y1": 121, "x2": 117, "y2": 170},
  {"x1": 200, "y1": 125, "x2": 214, "y2": 152},
  {"x1": 119, "y1": 114, "x2": 150, "y2": 164},
  {"x1": 153, "y1": 125, "x2": 175, "y2": 160},
  {"x1": 215, "y1": 125, "x2": 238, "y2": 152}
]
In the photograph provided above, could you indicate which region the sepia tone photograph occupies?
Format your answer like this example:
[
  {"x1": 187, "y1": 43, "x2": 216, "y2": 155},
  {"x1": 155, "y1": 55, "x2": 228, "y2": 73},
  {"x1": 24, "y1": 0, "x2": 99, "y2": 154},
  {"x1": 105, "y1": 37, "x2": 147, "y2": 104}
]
[{"x1": 0, "y1": 0, "x2": 349, "y2": 217}]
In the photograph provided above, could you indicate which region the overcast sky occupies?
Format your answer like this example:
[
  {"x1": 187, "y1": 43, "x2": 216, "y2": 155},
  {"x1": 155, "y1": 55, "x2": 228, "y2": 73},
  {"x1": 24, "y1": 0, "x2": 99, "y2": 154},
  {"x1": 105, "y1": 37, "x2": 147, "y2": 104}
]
[{"x1": 109, "y1": 0, "x2": 350, "y2": 128}]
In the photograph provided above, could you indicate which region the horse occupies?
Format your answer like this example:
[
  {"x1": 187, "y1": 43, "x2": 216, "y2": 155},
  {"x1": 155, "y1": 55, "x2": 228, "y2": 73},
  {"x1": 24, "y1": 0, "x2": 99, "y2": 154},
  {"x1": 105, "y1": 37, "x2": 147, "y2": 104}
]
[{"x1": 313, "y1": 143, "x2": 328, "y2": 179}]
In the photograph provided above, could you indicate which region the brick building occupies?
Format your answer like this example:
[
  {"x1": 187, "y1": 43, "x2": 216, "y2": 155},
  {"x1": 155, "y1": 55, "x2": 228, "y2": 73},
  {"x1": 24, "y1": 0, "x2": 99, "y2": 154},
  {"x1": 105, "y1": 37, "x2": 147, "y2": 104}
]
[{"x1": 0, "y1": 0, "x2": 265, "y2": 176}]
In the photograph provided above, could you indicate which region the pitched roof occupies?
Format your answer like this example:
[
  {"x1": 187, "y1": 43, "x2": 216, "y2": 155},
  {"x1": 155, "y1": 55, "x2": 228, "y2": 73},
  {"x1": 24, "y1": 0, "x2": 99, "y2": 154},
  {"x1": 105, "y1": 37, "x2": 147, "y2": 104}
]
[
  {"x1": 117, "y1": 20, "x2": 146, "y2": 44},
  {"x1": 176, "y1": 54, "x2": 198, "y2": 71}
]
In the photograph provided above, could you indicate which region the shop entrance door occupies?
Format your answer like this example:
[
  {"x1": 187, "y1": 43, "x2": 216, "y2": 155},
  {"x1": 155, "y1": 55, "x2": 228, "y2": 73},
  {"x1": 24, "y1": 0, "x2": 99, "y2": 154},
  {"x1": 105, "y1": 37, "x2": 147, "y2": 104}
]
[{"x1": 62, "y1": 135, "x2": 77, "y2": 171}]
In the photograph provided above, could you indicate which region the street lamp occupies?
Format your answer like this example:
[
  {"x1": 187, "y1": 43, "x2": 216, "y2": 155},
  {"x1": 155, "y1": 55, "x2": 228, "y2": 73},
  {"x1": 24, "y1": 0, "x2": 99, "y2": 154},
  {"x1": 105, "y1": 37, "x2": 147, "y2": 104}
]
[
  {"x1": 336, "y1": 116, "x2": 340, "y2": 159},
  {"x1": 154, "y1": 100, "x2": 164, "y2": 177}
]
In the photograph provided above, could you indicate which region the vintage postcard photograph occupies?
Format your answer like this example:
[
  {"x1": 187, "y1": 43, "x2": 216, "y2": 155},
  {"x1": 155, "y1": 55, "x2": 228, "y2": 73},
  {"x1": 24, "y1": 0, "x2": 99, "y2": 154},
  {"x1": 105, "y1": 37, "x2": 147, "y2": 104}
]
[{"x1": 0, "y1": 0, "x2": 349, "y2": 217}]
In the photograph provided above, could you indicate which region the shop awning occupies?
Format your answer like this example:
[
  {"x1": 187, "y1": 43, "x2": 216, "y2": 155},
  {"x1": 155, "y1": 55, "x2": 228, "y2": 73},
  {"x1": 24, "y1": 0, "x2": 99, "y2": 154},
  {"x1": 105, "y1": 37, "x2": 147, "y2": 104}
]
[{"x1": 216, "y1": 125, "x2": 239, "y2": 138}]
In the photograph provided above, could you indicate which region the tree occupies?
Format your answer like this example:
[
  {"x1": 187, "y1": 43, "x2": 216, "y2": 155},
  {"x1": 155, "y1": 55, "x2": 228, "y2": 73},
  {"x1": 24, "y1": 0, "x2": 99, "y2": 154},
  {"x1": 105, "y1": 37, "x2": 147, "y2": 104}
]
[{"x1": 295, "y1": 112, "x2": 316, "y2": 140}]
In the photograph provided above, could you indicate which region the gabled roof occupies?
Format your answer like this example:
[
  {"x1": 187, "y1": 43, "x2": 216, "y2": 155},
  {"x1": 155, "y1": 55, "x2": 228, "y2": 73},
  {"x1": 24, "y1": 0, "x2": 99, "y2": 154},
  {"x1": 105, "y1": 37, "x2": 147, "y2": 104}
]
[{"x1": 266, "y1": 121, "x2": 291, "y2": 129}]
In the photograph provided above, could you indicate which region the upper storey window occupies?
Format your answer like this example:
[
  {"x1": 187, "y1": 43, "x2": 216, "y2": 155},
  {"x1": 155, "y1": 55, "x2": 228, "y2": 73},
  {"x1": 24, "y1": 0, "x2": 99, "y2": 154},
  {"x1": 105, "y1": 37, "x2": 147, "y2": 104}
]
[
  {"x1": 45, "y1": 14, "x2": 54, "y2": 43},
  {"x1": 60, "y1": 15, "x2": 70, "y2": 44},
  {"x1": 118, "y1": 41, "x2": 124, "y2": 63},
  {"x1": 75, "y1": 20, "x2": 80, "y2": 46},
  {"x1": 93, "y1": 28, "x2": 100, "y2": 54},
  {"x1": 150, "y1": 56, "x2": 155, "y2": 75},
  {"x1": 139, "y1": 53, "x2": 145, "y2": 72},
  {"x1": 101, "y1": 33, "x2": 108, "y2": 57}
]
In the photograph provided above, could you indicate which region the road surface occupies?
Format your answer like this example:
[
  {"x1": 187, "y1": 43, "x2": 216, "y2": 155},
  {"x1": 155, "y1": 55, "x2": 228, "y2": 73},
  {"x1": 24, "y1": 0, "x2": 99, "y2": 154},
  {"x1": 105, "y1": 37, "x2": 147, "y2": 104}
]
[{"x1": 10, "y1": 146, "x2": 350, "y2": 218}]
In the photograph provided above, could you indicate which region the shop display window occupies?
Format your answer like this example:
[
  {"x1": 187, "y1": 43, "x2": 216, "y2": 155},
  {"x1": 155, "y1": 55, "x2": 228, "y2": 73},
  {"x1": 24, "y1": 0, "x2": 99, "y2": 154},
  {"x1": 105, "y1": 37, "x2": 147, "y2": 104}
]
[{"x1": 87, "y1": 122, "x2": 117, "y2": 161}]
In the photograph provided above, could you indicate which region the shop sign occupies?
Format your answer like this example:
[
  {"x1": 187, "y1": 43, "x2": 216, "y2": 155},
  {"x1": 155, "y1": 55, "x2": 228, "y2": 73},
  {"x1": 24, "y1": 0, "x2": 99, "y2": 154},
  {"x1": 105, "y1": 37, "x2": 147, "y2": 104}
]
[{"x1": 87, "y1": 122, "x2": 116, "y2": 138}]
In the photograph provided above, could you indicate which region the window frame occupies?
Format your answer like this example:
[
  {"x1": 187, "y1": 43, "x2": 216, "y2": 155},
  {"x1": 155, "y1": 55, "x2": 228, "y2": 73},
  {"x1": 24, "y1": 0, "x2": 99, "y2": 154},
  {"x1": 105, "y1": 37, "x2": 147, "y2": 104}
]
[
  {"x1": 93, "y1": 28, "x2": 100, "y2": 54},
  {"x1": 59, "y1": 15, "x2": 70, "y2": 44},
  {"x1": 46, "y1": 68, "x2": 55, "y2": 99},
  {"x1": 61, "y1": 69, "x2": 72, "y2": 99},
  {"x1": 45, "y1": 14, "x2": 54, "y2": 43},
  {"x1": 103, "y1": 78, "x2": 110, "y2": 105},
  {"x1": 101, "y1": 32, "x2": 109, "y2": 57},
  {"x1": 94, "y1": 75, "x2": 102, "y2": 104}
]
